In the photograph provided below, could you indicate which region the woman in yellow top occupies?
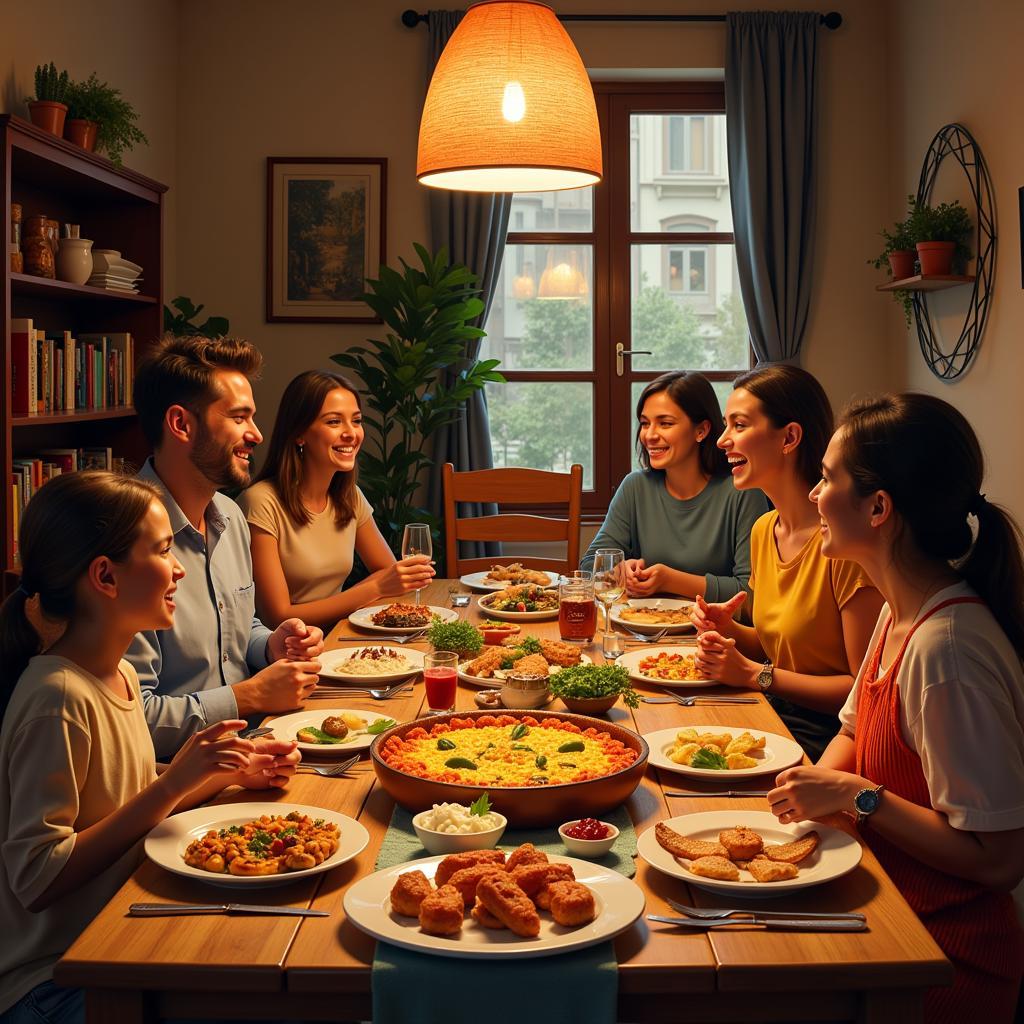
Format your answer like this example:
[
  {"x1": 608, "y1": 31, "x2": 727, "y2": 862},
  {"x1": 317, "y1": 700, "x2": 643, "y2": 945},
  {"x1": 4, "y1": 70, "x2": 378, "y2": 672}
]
[
  {"x1": 693, "y1": 364, "x2": 883, "y2": 759},
  {"x1": 238, "y1": 370, "x2": 434, "y2": 629}
]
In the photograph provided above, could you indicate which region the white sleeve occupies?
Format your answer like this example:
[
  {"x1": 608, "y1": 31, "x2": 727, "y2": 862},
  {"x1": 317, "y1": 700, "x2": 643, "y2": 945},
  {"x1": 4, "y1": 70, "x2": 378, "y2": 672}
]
[{"x1": 838, "y1": 605, "x2": 889, "y2": 735}]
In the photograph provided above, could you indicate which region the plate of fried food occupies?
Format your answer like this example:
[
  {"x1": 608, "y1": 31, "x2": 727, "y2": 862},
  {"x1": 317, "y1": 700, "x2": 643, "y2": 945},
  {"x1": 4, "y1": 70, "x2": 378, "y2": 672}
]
[
  {"x1": 461, "y1": 564, "x2": 561, "y2": 591},
  {"x1": 616, "y1": 646, "x2": 708, "y2": 688},
  {"x1": 644, "y1": 726, "x2": 804, "y2": 778},
  {"x1": 458, "y1": 636, "x2": 591, "y2": 687},
  {"x1": 349, "y1": 603, "x2": 457, "y2": 634},
  {"x1": 146, "y1": 802, "x2": 369, "y2": 888},
  {"x1": 265, "y1": 708, "x2": 396, "y2": 753},
  {"x1": 343, "y1": 842, "x2": 645, "y2": 958},
  {"x1": 317, "y1": 645, "x2": 425, "y2": 683},
  {"x1": 477, "y1": 585, "x2": 560, "y2": 621},
  {"x1": 609, "y1": 599, "x2": 695, "y2": 635},
  {"x1": 637, "y1": 811, "x2": 862, "y2": 896}
]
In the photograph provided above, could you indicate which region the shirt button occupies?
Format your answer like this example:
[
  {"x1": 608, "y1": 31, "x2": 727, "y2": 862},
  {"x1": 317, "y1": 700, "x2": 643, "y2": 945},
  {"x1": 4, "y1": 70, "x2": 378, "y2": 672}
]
[
  {"x1": 222, "y1": 653, "x2": 229, "y2": 663},
  {"x1": 218, "y1": 601, "x2": 224, "y2": 611}
]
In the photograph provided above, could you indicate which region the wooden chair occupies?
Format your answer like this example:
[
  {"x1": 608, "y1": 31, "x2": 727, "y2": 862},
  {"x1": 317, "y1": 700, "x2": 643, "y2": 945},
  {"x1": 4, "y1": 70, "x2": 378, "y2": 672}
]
[{"x1": 442, "y1": 462, "x2": 583, "y2": 578}]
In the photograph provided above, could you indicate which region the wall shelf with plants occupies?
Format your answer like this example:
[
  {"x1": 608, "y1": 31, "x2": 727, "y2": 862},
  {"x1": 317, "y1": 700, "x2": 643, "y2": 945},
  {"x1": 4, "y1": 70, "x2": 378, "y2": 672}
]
[{"x1": 876, "y1": 274, "x2": 974, "y2": 292}]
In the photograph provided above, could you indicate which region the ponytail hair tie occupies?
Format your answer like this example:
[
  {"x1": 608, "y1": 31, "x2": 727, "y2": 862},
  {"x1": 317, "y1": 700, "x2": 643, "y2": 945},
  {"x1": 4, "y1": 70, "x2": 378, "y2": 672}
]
[{"x1": 968, "y1": 492, "x2": 988, "y2": 516}]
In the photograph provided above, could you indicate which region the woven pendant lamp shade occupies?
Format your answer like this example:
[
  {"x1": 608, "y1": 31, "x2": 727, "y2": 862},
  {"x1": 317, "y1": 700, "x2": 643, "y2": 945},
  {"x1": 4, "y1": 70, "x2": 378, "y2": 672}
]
[{"x1": 417, "y1": 1, "x2": 602, "y2": 193}]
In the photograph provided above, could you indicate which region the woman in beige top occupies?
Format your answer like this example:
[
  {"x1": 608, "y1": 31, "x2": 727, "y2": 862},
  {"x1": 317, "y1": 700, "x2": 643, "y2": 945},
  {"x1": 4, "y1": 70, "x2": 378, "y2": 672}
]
[{"x1": 239, "y1": 370, "x2": 434, "y2": 629}]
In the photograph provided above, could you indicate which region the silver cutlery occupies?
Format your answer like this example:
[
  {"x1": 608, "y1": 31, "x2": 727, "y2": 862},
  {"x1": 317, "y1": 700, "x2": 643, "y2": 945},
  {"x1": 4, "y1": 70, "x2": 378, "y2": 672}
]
[
  {"x1": 239, "y1": 726, "x2": 274, "y2": 739},
  {"x1": 310, "y1": 684, "x2": 412, "y2": 701},
  {"x1": 665, "y1": 898, "x2": 865, "y2": 922},
  {"x1": 129, "y1": 902, "x2": 327, "y2": 918},
  {"x1": 297, "y1": 755, "x2": 362, "y2": 777},
  {"x1": 621, "y1": 626, "x2": 670, "y2": 643},
  {"x1": 647, "y1": 913, "x2": 866, "y2": 932},
  {"x1": 332, "y1": 630, "x2": 428, "y2": 644},
  {"x1": 665, "y1": 694, "x2": 760, "y2": 707},
  {"x1": 665, "y1": 790, "x2": 771, "y2": 798}
]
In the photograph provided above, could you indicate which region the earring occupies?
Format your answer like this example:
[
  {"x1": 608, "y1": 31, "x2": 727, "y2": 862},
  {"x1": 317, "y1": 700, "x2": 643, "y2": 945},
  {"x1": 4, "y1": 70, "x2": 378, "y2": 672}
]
[{"x1": 297, "y1": 442, "x2": 305, "y2": 456}]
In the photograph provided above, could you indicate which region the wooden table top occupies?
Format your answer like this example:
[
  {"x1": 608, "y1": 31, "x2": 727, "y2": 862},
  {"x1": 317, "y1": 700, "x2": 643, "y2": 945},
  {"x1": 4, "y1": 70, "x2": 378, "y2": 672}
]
[{"x1": 56, "y1": 579, "x2": 952, "y2": 1014}]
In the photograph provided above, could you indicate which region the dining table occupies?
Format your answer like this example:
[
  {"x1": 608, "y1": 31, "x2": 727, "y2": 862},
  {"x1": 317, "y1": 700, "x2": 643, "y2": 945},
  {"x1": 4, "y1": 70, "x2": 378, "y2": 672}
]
[{"x1": 54, "y1": 579, "x2": 952, "y2": 1022}]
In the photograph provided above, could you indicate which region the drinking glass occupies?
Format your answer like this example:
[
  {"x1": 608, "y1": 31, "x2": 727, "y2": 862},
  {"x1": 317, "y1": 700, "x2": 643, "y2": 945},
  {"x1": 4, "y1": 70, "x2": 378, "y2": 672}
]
[
  {"x1": 423, "y1": 651, "x2": 458, "y2": 714},
  {"x1": 593, "y1": 548, "x2": 625, "y2": 648},
  {"x1": 559, "y1": 569, "x2": 596, "y2": 644},
  {"x1": 401, "y1": 523, "x2": 432, "y2": 605}
]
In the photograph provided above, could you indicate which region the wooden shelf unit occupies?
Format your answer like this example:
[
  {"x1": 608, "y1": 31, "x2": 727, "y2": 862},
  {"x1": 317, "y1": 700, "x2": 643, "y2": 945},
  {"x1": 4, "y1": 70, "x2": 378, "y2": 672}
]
[
  {"x1": 876, "y1": 274, "x2": 975, "y2": 292},
  {"x1": 1, "y1": 114, "x2": 167, "y2": 578}
]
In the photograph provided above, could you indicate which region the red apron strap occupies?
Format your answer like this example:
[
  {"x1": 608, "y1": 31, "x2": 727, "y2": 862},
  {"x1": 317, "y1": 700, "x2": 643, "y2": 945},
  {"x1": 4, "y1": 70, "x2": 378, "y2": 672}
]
[{"x1": 884, "y1": 596, "x2": 986, "y2": 674}]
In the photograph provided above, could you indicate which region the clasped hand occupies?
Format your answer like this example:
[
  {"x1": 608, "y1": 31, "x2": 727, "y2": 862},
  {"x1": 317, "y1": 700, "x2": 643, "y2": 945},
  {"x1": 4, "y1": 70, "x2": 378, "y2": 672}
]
[
  {"x1": 267, "y1": 617, "x2": 324, "y2": 662},
  {"x1": 622, "y1": 559, "x2": 667, "y2": 597},
  {"x1": 768, "y1": 765, "x2": 868, "y2": 824}
]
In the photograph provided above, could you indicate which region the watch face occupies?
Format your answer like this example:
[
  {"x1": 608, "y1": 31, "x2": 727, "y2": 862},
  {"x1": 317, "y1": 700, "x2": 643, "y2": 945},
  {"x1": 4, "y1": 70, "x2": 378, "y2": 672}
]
[{"x1": 855, "y1": 788, "x2": 880, "y2": 814}]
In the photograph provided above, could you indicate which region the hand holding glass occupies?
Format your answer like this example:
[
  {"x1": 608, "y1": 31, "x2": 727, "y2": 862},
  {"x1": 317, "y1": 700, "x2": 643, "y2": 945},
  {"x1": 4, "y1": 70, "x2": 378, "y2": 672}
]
[
  {"x1": 593, "y1": 548, "x2": 625, "y2": 645},
  {"x1": 401, "y1": 524, "x2": 432, "y2": 605}
]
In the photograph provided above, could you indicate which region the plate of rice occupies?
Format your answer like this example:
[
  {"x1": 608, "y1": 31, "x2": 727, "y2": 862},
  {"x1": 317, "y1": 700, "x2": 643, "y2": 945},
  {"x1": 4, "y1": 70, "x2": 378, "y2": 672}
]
[{"x1": 318, "y1": 645, "x2": 425, "y2": 683}]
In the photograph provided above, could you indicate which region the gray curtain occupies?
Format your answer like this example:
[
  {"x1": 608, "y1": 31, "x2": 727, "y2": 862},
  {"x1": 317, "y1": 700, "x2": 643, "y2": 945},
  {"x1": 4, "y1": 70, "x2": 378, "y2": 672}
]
[
  {"x1": 726, "y1": 11, "x2": 818, "y2": 364},
  {"x1": 423, "y1": 10, "x2": 512, "y2": 563}
]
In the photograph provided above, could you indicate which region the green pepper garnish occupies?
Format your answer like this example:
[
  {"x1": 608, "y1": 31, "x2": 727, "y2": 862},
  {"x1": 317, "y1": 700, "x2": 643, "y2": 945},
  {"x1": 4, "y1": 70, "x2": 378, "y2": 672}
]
[
  {"x1": 445, "y1": 757, "x2": 478, "y2": 770},
  {"x1": 557, "y1": 740, "x2": 585, "y2": 753},
  {"x1": 510, "y1": 723, "x2": 529, "y2": 740},
  {"x1": 436, "y1": 738, "x2": 456, "y2": 751}
]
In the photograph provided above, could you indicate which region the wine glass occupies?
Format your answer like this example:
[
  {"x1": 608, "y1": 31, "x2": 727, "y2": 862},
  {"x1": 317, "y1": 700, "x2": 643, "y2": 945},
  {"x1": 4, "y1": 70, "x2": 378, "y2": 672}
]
[
  {"x1": 401, "y1": 523, "x2": 432, "y2": 606},
  {"x1": 592, "y1": 548, "x2": 625, "y2": 650}
]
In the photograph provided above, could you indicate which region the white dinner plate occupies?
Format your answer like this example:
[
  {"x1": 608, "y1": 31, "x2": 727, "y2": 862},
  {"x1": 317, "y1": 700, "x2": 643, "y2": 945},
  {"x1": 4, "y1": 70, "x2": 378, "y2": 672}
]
[
  {"x1": 458, "y1": 653, "x2": 592, "y2": 688},
  {"x1": 616, "y1": 646, "x2": 710, "y2": 688},
  {"x1": 476, "y1": 590, "x2": 560, "y2": 621},
  {"x1": 343, "y1": 852, "x2": 645, "y2": 958},
  {"x1": 265, "y1": 707, "x2": 397, "y2": 753},
  {"x1": 348, "y1": 604, "x2": 457, "y2": 634},
  {"x1": 609, "y1": 598, "x2": 695, "y2": 635},
  {"x1": 145, "y1": 802, "x2": 369, "y2": 889},
  {"x1": 460, "y1": 570, "x2": 560, "y2": 591},
  {"x1": 644, "y1": 726, "x2": 804, "y2": 779},
  {"x1": 317, "y1": 645, "x2": 425, "y2": 683},
  {"x1": 637, "y1": 811, "x2": 862, "y2": 898}
]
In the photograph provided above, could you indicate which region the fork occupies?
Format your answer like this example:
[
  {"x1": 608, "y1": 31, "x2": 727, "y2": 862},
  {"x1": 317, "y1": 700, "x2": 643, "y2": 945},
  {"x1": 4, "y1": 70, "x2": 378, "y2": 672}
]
[
  {"x1": 297, "y1": 755, "x2": 361, "y2": 777},
  {"x1": 333, "y1": 630, "x2": 428, "y2": 644},
  {"x1": 309, "y1": 684, "x2": 411, "y2": 701},
  {"x1": 665, "y1": 898, "x2": 865, "y2": 922},
  {"x1": 663, "y1": 693, "x2": 759, "y2": 707},
  {"x1": 621, "y1": 626, "x2": 669, "y2": 643}
]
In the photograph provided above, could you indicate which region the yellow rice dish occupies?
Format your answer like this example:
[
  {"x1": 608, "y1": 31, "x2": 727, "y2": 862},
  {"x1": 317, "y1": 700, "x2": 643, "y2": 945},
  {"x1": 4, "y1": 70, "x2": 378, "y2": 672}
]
[{"x1": 379, "y1": 715, "x2": 637, "y2": 786}]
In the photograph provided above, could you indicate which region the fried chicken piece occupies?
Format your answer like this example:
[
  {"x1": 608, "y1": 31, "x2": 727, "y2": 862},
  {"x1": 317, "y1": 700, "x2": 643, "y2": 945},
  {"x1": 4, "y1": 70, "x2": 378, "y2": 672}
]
[
  {"x1": 719, "y1": 826, "x2": 764, "y2": 861},
  {"x1": 505, "y1": 842, "x2": 549, "y2": 873},
  {"x1": 655, "y1": 822, "x2": 727, "y2": 860},
  {"x1": 447, "y1": 863, "x2": 507, "y2": 907},
  {"x1": 390, "y1": 869, "x2": 433, "y2": 917},
  {"x1": 435, "y1": 848, "x2": 506, "y2": 887},
  {"x1": 418, "y1": 884, "x2": 465, "y2": 936},
  {"x1": 747, "y1": 857, "x2": 799, "y2": 883},
  {"x1": 476, "y1": 874, "x2": 541, "y2": 938},
  {"x1": 547, "y1": 880, "x2": 597, "y2": 927},
  {"x1": 511, "y1": 653, "x2": 551, "y2": 677},
  {"x1": 761, "y1": 831, "x2": 820, "y2": 865},
  {"x1": 539, "y1": 639, "x2": 582, "y2": 668},
  {"x1": 471, "y1": 899, "x2": 506, "y2": 929},
  {"x1": 688, "y1": 856, "x2": 741, "y2": 881},
  {"x1": 465, "y1": 647, "x2": 507, "y2": 679},
  {"x1": 510, "y1": 861, "x2": 574, "y2": 898}
]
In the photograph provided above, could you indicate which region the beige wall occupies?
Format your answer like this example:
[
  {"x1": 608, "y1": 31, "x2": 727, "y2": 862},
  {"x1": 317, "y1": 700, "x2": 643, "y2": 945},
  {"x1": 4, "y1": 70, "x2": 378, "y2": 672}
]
[
  {"x1": 0, "y1": 0, "x2": 179, "y2": 292},
  {"x1": 889, "y1": 0, "x2": 1024, "y2": 519}
]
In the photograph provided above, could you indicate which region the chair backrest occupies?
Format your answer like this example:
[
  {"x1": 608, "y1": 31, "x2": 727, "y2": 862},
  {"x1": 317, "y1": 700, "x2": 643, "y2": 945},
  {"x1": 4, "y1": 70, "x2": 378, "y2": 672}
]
[{"x1": 442, "y1": 463, "x2": 583, "y2": 578}]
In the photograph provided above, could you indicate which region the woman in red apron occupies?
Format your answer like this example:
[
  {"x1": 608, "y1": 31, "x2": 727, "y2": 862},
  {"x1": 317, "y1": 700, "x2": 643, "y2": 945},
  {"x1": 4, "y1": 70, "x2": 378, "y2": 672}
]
[{"x1": 767, "y1": 393, "x2": 1024, "y2": 1023}]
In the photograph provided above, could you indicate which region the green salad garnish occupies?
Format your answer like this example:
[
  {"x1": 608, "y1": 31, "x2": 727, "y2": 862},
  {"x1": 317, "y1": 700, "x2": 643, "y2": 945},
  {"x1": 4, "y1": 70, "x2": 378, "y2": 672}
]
[
  {"x1": 690, "y1": 747, "x2": 729, "y2": 771},
  {"x1": 366, "y1": 718, "x2": 396, "y2": 734},
  {"x1": 547, "y1": 663, "x2": 640, "y2": 708},
  {"x1": 469, "y1": 792, "x2": 492, "y2": 816},
  {"x1": 426, "y1": 619, "x2": 483, "y2": 657}
]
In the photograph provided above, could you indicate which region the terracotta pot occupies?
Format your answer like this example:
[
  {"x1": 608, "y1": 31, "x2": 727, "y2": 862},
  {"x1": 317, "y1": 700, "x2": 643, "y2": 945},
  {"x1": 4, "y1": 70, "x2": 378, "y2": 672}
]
[
  {"x1": 369, "y1": 708, "x2": 649, "y2": 826},
  {"x1": 916, "y1": 241, "x2": 955, "y2": 276},
  {"x1": 65, "y1": 118, "x2": 98, "y2": 152},
  {"x1": 887, "y1": 250, "x2": 916, "y2": 280},
  {"x1": 27, "y1": 100, "x2": 68, "y2": 136}
]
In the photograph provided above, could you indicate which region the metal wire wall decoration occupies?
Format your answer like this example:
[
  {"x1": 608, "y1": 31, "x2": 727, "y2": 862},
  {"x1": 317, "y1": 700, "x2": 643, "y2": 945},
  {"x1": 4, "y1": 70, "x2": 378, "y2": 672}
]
[{"x1": 913, "y1": 123, "x2": 996, "y2": 380}]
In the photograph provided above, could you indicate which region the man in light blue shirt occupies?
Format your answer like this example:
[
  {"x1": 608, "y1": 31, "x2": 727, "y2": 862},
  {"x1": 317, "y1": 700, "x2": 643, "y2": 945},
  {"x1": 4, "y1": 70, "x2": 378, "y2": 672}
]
[{"x1": 127, "y1": 336, "x2": 324, "y2": 757}]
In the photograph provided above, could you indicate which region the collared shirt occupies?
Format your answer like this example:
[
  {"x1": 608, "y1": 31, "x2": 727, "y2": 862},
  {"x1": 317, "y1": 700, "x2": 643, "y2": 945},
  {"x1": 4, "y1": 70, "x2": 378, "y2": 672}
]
[{"x1": 126, "y1": 458, "x2": 272, "y2": 758}]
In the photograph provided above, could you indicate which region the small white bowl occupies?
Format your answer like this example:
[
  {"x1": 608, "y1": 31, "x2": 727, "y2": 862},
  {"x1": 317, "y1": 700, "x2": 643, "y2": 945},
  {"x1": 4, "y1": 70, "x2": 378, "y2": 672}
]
[
  {"x1": 558, "y1": 819, "x2": 619, "y2": 858},
  {"x1": 500, "y1": 673, "x2": 551, "y2": 709},
  {"x1": 412, "y1": 810, "x2": 507, "y2": 855}
]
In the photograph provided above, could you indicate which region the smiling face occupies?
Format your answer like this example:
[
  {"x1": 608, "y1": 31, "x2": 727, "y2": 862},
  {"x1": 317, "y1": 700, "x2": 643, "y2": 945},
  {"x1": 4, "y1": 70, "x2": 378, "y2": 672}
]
[
  {"x1": 115, "y1": 499, "x2": 184, "y2": 631},
  {"x1": 718, "y1": 387, "x2": 792, "y2": 491},
  {"x1": 638, "y1": 391, "x2": 708, "y2": 473},
  {"x1": 190, "y1": 370, "x2": 263, "y2": 489},
  {"x1": 297, "y1": 386, "x2": 363, "y2": 476},
  {"x1": 809, "y1": 430, "x2": 879, "y2": 561}
]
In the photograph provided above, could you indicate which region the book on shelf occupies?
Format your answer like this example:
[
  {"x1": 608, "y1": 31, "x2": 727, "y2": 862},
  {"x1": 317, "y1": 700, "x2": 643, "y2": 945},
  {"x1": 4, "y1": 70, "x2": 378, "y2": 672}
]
[
  {"x1": 9, "y1": 448, "x2": 124, "y2": 527},
  {"x1": 10, "y1": 317, "x2": 37, "y2": 416}
]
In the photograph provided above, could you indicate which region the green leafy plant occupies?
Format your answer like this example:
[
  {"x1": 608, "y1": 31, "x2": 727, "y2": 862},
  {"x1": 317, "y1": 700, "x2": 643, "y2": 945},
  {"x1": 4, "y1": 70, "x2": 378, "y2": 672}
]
[
  {"x1": 906, "y1": 195, "x2": 973, "y2": 270},
  {"x1": 868, "y1": 214, "x2": 916, "y2": 271},
  {"x1": 469, "y1": 792, "x2": 492, "y2": 816},
  {"x1": 332, "y1": 244, "x2": 506, "y2": 550},
  {"x1": 547, "y1": 664, "x2": 640, "y2": 709},
  {"x1": 29, "y1": 63, "x2": 70, "y2": 104},
  {"x1": 425, "y1": 618, "x2": 483, "y2": 658},
  {"x1": 65, "y1": 72, "x2": 148, "y2": 165},
  {"x1": 163, "y1": 296, "x2": 230, "y2": 338},
  {"x1": 690, "y1": 747, "x2": 728, "y2": 771}
]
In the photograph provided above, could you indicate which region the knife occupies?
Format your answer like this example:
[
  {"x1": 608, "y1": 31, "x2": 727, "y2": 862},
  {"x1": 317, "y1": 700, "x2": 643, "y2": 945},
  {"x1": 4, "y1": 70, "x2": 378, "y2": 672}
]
[
  {"x1": 647, "y1": 913, "x2": 866, "y2": 932},
  {"x1": 129, "y1": 902, "x2": 328, "y2": 917},
  {"x1": 665, "y1": 790, "x2": 771, "y2": 798}
]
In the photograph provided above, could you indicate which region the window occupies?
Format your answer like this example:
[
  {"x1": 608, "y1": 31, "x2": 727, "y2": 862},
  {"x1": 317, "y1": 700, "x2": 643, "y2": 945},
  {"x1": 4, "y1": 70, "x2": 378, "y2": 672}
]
[
  {"x1": 482, "y1": 85, "x2": 751, "y2": 514},
  {"x1": 666, "y1": 115, "x2": 711, "y2": 173}
]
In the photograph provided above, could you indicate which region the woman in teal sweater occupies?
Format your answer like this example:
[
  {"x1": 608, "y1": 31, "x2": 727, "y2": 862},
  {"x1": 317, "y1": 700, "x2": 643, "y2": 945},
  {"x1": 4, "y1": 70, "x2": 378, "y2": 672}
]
[{"x1": 581, "y1": 371, "x2": 768, "y2": 601}]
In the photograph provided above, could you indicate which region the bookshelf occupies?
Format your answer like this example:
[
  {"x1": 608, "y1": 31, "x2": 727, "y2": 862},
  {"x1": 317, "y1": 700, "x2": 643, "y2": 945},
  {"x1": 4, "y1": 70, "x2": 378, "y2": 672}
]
[{"x1": 1, "y1": 114, "x2": 167, "y2": 584}]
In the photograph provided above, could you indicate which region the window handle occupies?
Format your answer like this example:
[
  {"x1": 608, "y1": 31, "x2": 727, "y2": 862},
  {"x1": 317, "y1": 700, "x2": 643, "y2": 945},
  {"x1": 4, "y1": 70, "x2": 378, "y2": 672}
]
[{"x1": 616, "y1": 342, "x2": 652, "y2": 376}]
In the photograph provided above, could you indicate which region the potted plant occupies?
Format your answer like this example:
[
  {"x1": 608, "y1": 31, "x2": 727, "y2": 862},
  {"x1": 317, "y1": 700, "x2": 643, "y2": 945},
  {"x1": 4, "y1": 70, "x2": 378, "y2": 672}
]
[
  {"x1": 906, "y1": 196, "x2": 972, "y2": 276},
  {"x1": 547, "y1": 663, "x2": 640, "y2": 716},
  {"x1": 868, "y1": 208, "x2": 917, "y2": 281},
  {"x1": 64, "y1": 72, "x2": 149, "y2": 165},
  {"x1": 332, "y1": 244, "x2": 505, "y2": 551},
  {"x1": 26, "y1": 63, "x2": 70, "y2": 136}
]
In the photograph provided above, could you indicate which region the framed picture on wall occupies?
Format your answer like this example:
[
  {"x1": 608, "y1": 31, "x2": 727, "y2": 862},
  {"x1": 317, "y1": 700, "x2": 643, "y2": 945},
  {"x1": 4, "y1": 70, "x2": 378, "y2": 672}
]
[{"x1": 266, "y1": 157, "x2": 386, "y2": 322}]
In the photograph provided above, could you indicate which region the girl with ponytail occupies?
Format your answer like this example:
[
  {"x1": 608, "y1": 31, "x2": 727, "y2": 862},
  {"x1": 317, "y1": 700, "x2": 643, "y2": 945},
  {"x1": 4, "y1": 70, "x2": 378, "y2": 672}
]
[
  {"x1": 0, "y1": 472, "x2": 299, "y2": 1024},
  {"x1": 766, "y1": 394, "x2": 1024, "y2": 1023}
]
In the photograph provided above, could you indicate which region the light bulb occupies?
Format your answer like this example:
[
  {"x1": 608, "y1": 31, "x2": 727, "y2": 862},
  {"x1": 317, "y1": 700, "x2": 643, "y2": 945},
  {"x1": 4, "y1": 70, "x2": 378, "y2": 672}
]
[{"x1": 502, "y1": 82, "x2": 526, "y2": 123}]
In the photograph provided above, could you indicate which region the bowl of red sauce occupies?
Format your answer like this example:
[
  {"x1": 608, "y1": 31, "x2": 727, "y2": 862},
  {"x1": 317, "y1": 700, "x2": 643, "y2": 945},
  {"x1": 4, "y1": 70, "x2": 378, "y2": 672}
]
[{"x1": 558, "y1": 818, "x2": 619, "y2": 857}]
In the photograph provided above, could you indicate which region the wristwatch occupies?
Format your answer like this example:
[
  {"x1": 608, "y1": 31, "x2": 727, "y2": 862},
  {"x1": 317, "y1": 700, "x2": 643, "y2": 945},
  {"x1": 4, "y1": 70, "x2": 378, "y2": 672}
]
[
  {"x1": 854, "y1": 784, "x2": 885, "y2": 825},
  {"x1": 756, "y1": 660, "x2": 774, "y2": 691}
]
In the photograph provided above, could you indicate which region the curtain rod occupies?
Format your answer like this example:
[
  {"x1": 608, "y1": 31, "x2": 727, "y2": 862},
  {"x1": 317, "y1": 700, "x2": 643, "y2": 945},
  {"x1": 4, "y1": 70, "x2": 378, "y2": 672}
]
[{"x1": 401, "y1": 9, "x2": 843, "y2": 30}]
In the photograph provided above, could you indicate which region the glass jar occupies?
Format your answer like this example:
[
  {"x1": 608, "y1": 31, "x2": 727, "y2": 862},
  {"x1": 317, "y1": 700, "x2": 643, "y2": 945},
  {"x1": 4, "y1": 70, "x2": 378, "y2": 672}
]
[{"x1": 559, "y1": 570, "x2": 596, "y2": 644}]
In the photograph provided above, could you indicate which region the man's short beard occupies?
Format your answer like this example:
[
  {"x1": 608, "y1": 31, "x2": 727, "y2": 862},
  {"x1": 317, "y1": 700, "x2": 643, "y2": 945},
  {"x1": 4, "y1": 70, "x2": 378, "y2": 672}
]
[{"x1": 191, "y1": 421, "x2": 251, "y2": 489}]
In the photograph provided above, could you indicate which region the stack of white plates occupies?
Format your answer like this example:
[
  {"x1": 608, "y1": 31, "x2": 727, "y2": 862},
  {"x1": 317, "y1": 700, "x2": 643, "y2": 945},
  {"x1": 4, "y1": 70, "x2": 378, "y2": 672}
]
[{"x1": 88, "y1": 249, "x2": 143, "y2": 293}]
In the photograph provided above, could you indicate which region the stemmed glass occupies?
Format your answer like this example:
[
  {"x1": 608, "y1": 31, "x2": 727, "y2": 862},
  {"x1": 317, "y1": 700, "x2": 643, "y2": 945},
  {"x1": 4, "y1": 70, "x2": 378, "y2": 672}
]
[
  {"x1": 592, "y1": 548, "x2": 625, "y2": 651},
  {"x1": 401, "y1": 523, "x2": 432, "y2": 605}
]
